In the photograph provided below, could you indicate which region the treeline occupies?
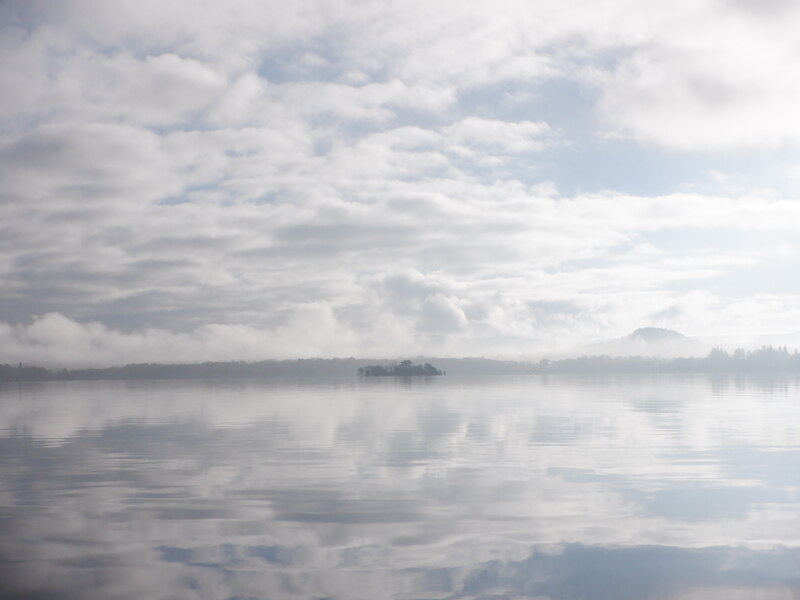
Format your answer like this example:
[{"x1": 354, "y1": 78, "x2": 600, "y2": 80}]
[
  {"x1": 0, "y1": 357, "x2": 535, "y2": 382},
  {"x1": 4, "y1": 346, "x2": 800, "y2": 382},
  {"x1": 0, "y1": 358, "x2": 454, "y2": 382},
  {"x1": 62, "y1": 358, "x2": 366, "y2": 380},
  {"x1": 534, "y1": 346, "x2": 800, "y2": 373},
  {"x1": 358, "y1": 360, "x2": 444, "y2": 376},
  {"x1": 0, "y1": 359, "x2": 364, "y2": 382},
  {"x1": 0, "y1": 363, "x2": 51, "y2": 381}
]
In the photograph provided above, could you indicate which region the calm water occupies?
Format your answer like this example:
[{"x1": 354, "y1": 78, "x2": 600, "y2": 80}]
[{"x1": 2, "y1": 375, "x2": 800, "y2": 599}]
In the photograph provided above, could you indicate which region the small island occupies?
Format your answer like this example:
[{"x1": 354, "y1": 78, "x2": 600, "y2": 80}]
[{"x1": 358, "y1": 360, "x2": 444, "y2": 376}]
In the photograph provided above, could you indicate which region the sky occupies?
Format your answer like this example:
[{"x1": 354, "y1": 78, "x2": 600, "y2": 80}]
[{"x1": 3, "y1": 0, "x2": 800, "y2": 366}]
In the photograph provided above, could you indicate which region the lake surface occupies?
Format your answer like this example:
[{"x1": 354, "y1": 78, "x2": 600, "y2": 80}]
[{"x1": 2, "y1": 375, "x2": 800, "y2": 599}]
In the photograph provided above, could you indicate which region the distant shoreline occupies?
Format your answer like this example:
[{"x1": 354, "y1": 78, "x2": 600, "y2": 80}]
[{"x1": 3, "y1": 346, "x2": 800, "y2": 382}]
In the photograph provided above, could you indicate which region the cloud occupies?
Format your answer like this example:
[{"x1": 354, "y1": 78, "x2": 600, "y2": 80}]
[
  {"x1": 0, "y1": 122, "x2": 186, "y2": 206},
  {"x1": 442, "y1": 117, "x2": 554, "y2": 161},
  {"x1": 593, "y1": 2, "x2": 800, "y2": 149},
  {"x1": 0, "y1": 311, "x2": 362, "y2": 367},
  {"x1": 3, "y1": 0, "x2": 800, "y2": 362},
  {"x1": 5, "y1": 176, "x2": 800, "y2": 361}
]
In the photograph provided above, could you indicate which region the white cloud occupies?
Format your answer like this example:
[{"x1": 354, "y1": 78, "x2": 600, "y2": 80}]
[
  {"x1": 0, "y1": 311, "x2": 357, "y2": 367},
  {"x1": 3, "y1": 0, "x2": 800, "y2": 362},
  {"x1": 60, "y1": 52, "x2": 226, "y2": 126},
  {"x1": 594, "y1": 2, "x2": 800, "y2": 149},
  {"x1": 443, "y1": 117, "x2": 554, "y2": 158},
  {"x1": 5, "y1": 155, "x2": 800, "y2": 359}
]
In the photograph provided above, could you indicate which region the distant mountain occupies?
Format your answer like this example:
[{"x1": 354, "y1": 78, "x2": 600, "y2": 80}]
[
  {"x1": 578, "y1": 327, "x2": 709, "y2": 358},
  {"x1": 629, "y1": 327, "x2": 687, "y2": 343}
]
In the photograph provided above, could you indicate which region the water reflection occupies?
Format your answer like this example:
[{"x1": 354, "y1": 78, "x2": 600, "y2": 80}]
[{"x1": 1, "y1": 376, "x2": 800, "y2": 599}]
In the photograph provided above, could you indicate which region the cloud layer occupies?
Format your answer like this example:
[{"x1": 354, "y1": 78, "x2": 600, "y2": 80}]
[{"x1": 3, "y1": 0, "x2": 800, "y2": 364}]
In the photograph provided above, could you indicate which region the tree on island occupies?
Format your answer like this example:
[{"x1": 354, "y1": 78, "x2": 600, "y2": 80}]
[{"x1": 358, "y1": 360, "x2": 444, "y2": 376}]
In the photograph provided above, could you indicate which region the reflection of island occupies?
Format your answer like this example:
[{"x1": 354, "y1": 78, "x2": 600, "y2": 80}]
[{"x1": 358, "y1": 360, "x2": 444, "y2": 376}]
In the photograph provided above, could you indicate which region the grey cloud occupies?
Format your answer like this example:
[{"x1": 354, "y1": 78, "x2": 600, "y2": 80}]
[
  {"x1": 56, "y1": 52, "x2": 226, "y2": 126},
  {"x1": 0, "y1": 0, "x2": 327, "y2": 63},
  {"x1": 418, "y1": 295, "x2": 469, "y2": 333},
  {"x1": 5, "y1": 0, "x2": 800, "y2": 361},
  {"x1": 376, "y1": 270, "x2": 450, "y2": 304},
  {"x1": 3, "y1": 190, "x2": 800, "y2": 360},
  {"x1": 0, "y1": 122, "x2": 184, "y2": 205},
  {"x1": 528, "y1": 299, "x2": 583, "y2": 317},
  {"x1": 727, "y1": 0, "x2": 798, "y2": 17},
  {"x1": 365, "y1": 270, "x2": 470, "y2": 338},
  {"x1": 650, "y1": 303, "x2": 685, "y2": 322}
]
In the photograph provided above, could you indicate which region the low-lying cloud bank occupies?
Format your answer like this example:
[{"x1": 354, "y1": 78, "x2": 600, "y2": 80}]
[
  {"x1": 0, "y1": 312, "x2": 355, "y2": 368},
  {"x1": 1, "y1": 309, "x2": 536, "y2": 368},
  {"x1": 5, "y1": 307, "x2": 800, "y2": 369}
]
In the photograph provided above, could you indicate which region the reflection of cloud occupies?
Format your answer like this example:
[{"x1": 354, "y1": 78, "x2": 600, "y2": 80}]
[
  {"x1": 2, "y1": 376, "x2": 800, "y2": 597},
  {"x1": 459, "y1": 544, "x2": 800, "y2": 600}
]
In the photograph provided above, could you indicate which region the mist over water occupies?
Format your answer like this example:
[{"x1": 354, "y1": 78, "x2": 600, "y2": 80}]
[{"x1": 2, "y1": 375, "x2": 800, "y2": 599}]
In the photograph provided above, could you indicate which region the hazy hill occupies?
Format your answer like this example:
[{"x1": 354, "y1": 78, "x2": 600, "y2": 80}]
[{"x1": 577, "y1": 327, "x2": 709, "y2": 358}]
